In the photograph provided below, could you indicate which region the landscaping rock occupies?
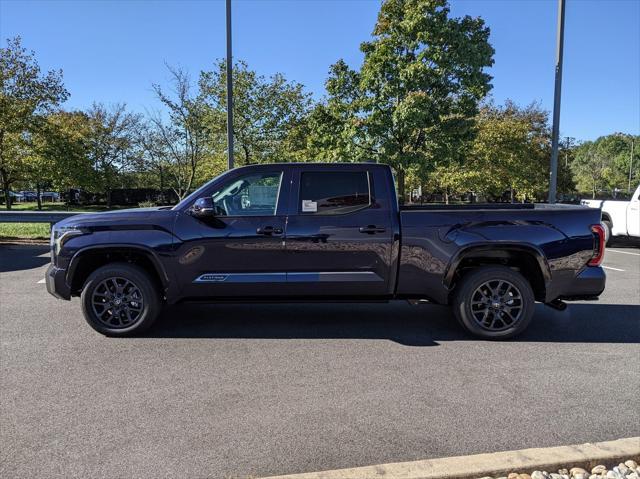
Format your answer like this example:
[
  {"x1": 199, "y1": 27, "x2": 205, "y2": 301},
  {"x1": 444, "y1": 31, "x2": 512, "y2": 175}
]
[{"x1": 478, "y1": 460, "x2": 640, "y2": 479}]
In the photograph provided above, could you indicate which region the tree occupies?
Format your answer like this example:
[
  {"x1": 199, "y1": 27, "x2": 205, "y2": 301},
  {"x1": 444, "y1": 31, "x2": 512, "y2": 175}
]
[
  {"x1": 571, "y1": 134, "x2": 640, "y2": 198},
  {"x1": 426, "y1": 101, "x2": 550, "y2": 202},
  {"x1": 557, "y1": 136, "x2": 577, "y2": 196},
  {"x1": 314, "y1": 0, "x2": 494, "y2": 201},
  {"x1": 84, "y1": 103, "x2": 141, "y2": 206},
  {"x1": 0, "y1": 36, "x2": 68, "y2": 208},
  {"x1": 25, "y1": 111, "x2": 94, "y2": 208},
  {"x1": 135, "y1": 122, "x2": 171, "y2": 191},
  {"x1": 199, "y1": 60, "x2": 312, "y2": 165},
  {"x1": 148, "y1": 66, "x2": 211, "y2": 200},
  {"x1": 301, "y1": 60, "x2": 374, "y2": 163}
]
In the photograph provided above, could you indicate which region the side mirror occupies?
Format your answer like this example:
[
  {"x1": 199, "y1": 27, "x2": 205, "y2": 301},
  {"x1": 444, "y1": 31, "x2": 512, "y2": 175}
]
[{"x1": 190, "y1": 197, "x2": 215, "y2": 218}]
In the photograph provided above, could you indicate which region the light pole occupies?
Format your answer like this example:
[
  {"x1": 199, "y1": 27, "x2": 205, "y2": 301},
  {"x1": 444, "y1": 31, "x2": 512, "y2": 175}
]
[
  {"x1": 548, "y1": 0, "x2": 566, "y2": 203},
  {"x1": 226, "y1": 0, "x2": 234, "y2": 170}
]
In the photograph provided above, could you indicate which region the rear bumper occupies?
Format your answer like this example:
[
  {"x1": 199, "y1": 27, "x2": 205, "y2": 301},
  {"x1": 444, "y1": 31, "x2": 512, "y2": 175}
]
[
  {"x1": 45, "y1": 263, "x2": 71, "y2": 300},
  {"x1": 557, "y1": 266, "x2": 606, "y2": 301}
]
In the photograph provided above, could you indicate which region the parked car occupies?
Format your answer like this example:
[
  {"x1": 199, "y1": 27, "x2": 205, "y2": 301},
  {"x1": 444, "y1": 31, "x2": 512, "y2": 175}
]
[
  {"x1": 46, "y1": 163, "x2": 606, "y2": 339},
  {"x1": 4, "y1": 191, "x2": 24, "y2": 204},
  {"x1": 18, "y1": 191, "x2": 38, "y2": 202},
  {"x1": 581, "y1": 184, "x2": 640, "y2": 244},
  {"x1": 40, "y1": 191, "x2": 60, "y2": 202}
]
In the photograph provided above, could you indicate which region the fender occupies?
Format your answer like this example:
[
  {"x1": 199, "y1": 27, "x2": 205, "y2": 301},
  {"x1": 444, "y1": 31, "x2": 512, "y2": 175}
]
[
  {"x1": 443, "y1": 242, "x2": 552, "y2": 289},
  {"x1": 67, "y1": 243, "x2": 171, "y2": 291}
]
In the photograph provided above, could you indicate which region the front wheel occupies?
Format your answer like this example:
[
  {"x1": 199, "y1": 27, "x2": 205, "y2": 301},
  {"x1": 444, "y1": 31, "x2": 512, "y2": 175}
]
[
  {"x1": 81, "y1": 263, "x2": 161, "y2": 336},
  {"x1": 452, "y1": 266, "x2": 535, "y2": 340}
]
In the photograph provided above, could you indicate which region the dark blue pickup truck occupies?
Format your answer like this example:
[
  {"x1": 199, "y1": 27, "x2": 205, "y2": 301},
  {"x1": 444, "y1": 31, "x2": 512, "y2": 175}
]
[{"x1": 46, "y1": 163, "x2": 606, "y2": 339}]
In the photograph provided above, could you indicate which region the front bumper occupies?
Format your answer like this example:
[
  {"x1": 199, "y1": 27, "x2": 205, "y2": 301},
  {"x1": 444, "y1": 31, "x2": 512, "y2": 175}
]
[
  {"x1": 45, "y1": 263, "x2": 71, "y2": 300},
  {"x1": 558, "y1": 266, "x2": 606, "y2": 301}
]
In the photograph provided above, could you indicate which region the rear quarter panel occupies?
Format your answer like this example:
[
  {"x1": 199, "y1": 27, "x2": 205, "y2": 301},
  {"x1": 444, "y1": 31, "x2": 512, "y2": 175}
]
[{"x1": 397, "y1": 206, "x2": 601, "y2": 303}]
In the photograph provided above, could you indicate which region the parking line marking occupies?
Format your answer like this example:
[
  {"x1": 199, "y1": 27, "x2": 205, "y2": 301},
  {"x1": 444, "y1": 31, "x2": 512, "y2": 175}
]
[
  {"x1": 602, "y1": 266, "x2": 625, "y2": 272},
  {"x1": 607, "y1": 249, "x2": 640, "y2": 256},
  {"x1": 37, "y1": 278, "x2": 46, "y2": 284}
]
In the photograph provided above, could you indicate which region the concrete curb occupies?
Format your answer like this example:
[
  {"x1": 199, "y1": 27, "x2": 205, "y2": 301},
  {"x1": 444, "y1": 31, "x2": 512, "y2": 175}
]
[
  {"x1": 0, "y1": 239, "x2": 49, "y2": 246},
  {"x1": 262, "y1": 437, "x2": 640, "y2": 479}
]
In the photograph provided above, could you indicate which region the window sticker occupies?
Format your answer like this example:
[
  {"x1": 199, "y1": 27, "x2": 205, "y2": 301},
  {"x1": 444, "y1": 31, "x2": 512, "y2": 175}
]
[{"x1": 301, "y1": 200, "x2": 318, "y2": 212}]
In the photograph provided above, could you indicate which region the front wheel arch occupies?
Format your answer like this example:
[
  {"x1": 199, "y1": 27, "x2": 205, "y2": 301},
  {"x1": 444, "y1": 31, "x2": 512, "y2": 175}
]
[{"x1": 68, "y1": 246, "x2": 167, "y2": 297}]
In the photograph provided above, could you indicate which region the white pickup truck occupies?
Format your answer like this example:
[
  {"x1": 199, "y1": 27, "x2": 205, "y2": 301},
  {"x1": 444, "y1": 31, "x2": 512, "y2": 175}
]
[{"x1": 581, "y1": 184, "x2": 640, "y2": 244}]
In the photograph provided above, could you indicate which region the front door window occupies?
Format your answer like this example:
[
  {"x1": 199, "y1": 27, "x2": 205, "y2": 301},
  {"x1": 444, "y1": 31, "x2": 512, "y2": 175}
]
[{"x1": 211, "y1": 172, "x2": 282, "y2": 216}]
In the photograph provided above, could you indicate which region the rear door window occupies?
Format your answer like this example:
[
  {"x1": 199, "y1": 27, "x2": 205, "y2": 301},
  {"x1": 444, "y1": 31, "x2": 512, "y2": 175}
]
[{"x1": 299, "y1": 171, "x2": 370, "y2": 215}]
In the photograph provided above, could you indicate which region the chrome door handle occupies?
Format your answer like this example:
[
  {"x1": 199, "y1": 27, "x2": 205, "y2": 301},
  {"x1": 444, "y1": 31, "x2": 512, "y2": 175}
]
[
  {"x1": 359, "y1": 225, "x2": 386, "y2": 234},
  {"x1": 256, "y1": 226, "x2": 283, "y2": 235}
]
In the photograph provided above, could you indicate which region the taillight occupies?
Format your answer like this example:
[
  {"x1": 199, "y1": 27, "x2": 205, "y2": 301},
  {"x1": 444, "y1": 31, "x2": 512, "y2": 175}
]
[{"x1": 588, "y1": 224, "x2": 605, "y2": 266}]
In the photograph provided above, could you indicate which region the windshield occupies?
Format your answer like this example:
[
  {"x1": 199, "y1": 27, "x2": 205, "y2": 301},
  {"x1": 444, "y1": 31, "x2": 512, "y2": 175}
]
[{"x1": 172, "y1": 169, "x2": 233, "y2": 210}]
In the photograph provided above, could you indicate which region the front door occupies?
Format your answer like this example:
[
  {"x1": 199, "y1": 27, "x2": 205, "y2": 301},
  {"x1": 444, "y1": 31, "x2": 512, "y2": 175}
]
[
  {"x1": 175, "y1": 168, "x2": 289, "y2": 298},
  {"x1": 284, "y1": 167, "x2": 395, "y2": 297}
]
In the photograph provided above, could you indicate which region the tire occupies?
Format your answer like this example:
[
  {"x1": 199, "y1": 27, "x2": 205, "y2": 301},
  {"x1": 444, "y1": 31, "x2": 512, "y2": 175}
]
[
  {"x1": 81, "y1": 262, "x2": 161, "y2": 336},
  {"x1": 602, "y1": 219, "x2": 613, "y2": 246},
  {"x1": 452, "y1": 266, "x2": 535, "y2": 340}
]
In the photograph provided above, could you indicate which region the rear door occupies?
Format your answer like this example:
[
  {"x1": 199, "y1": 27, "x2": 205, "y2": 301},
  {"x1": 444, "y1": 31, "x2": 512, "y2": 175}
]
[{"x1": 284, "y1": 166, "x2": 395, "y2": 296}]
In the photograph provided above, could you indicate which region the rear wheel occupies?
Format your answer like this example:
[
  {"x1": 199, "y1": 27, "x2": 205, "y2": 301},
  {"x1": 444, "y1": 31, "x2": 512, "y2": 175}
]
[
  {"x1": 452, "y1": 266, "x2": 535, "y2": 340},
  {"x1": 81, "y1": 263, "x2": 161, "y2": 336}
]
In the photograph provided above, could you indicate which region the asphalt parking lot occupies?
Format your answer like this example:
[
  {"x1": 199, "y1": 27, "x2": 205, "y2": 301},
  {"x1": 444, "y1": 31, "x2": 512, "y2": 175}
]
[{"x1": 1, "y1": 243, "x2": 639, "y2": 478}]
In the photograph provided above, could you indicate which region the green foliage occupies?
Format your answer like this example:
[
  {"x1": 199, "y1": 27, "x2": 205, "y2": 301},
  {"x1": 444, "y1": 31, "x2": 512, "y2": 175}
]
[
  {"x1": 83, "y1": 103, "x2": 142, "y2": 204},
  {"x1": 25, "y1": 111, "x2": 95, "y2": 195},
  {"x1": 0, "y1": 36, "x2": 68, "y2": 208},
  {"x1": 425, "y1": 101, "x2": 550, "y2": 202},
  {"x1": 309, "y1": 0, "x2": 495, "y2": 200},
  {"x1": 0, "y1": 222, "x2": 50, "y2": 239},
  {"x1": 199, "y1": 60, "x2": 312, "y2": 165},
  {"x1": 571, "y1": 134, "x2": 639, "y2": 197},
  {"x1": 146, "y1": 66, "x2": 213, "y2": 199},
  {"x1": 1, "y1": 7, "x2": 636, "y2": 209}
]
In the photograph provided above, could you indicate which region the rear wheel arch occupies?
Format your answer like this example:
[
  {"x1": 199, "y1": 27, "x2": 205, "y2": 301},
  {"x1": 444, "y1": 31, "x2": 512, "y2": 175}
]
[
  {"x1": 445, "y1": 244, "x2": 549, "y2": 303},
  {"x1": 68, "y1": 246, "x2": 168, "y2": 298}
]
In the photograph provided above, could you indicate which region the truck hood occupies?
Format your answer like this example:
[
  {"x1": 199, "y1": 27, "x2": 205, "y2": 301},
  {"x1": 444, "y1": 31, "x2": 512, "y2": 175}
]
[{"x1": 55, "y1": 207, "x2": 176, "y2": 229}]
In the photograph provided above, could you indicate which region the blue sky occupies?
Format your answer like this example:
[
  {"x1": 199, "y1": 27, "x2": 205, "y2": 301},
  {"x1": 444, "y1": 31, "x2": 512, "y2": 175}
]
[{"x1": 1, "y1": 0, "x2": 638, "y2": 141}]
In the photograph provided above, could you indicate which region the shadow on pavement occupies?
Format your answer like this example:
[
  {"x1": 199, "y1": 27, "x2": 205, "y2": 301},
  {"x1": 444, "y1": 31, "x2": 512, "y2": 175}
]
[
  {"x1": 0, "y1": 244, "x2": 50, "y2": 273},
  {"x1": 608, "y1": 237, "x2": 640, "y2": 248},
  {"x1": 148, "y1": 301, "x2": 640, "y2": 346}
]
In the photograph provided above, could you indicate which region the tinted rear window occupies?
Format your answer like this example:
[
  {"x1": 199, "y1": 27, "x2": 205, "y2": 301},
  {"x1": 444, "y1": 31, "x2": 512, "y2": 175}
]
[{"x1": 299, "y1": 171, "x2": 370, "y2": 215}]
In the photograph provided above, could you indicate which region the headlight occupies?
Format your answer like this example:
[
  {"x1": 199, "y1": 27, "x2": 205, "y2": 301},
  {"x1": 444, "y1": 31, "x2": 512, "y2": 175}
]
[{"x1": 50, "y1": 226, "x2": 84, "y2": 255}]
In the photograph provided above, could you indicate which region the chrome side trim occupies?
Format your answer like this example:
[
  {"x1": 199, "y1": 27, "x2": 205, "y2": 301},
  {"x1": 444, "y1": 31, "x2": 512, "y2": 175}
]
[
  {"x1": 193, "y1": 271, "x2": 383, "y2": 283},
  {"x1": 287, "y1": 271, "x2": 383, "y2": 282},
  {"x1": 194, "y1": 273, "x2": 286, "y2": 283}
]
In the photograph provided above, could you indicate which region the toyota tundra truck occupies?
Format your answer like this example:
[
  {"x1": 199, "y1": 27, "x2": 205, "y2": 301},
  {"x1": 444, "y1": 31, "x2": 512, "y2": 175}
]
[{"x1": 46, "y1": 163, "x2": 606, "y2": 339}]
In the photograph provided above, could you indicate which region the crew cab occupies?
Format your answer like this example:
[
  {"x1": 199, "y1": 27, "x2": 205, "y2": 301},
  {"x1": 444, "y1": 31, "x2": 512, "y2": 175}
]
[
  {"x1": 46, "y1": 163, "x2": 606, "y2": 339},
  {"x1": 581, "y1": 184, "x2": 640, "y2": 244}
]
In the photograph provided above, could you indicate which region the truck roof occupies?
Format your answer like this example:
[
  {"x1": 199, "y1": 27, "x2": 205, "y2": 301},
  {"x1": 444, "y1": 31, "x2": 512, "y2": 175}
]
[{"x1": 231, "y1": 162, "x2": 391, "y2": 171}]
